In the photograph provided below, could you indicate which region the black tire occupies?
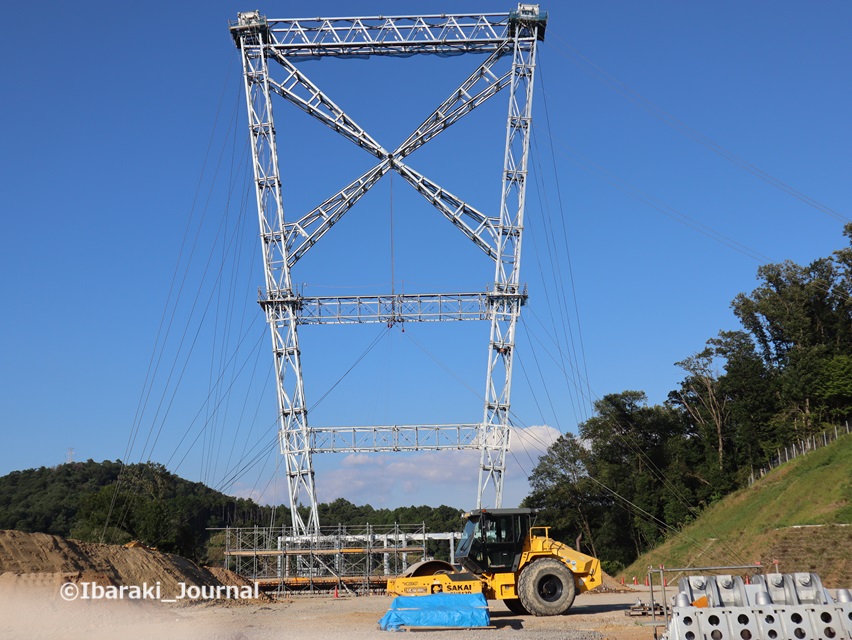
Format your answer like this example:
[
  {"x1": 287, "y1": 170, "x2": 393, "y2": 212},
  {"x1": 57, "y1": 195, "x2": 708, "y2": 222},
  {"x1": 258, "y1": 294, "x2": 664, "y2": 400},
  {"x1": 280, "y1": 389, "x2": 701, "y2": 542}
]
[
  {"x1": 503, "y1": 598, "x2": 530, "y2": 615},
  {"x1": 517, "y1": 558, "x2": 577, "y2": 616}
]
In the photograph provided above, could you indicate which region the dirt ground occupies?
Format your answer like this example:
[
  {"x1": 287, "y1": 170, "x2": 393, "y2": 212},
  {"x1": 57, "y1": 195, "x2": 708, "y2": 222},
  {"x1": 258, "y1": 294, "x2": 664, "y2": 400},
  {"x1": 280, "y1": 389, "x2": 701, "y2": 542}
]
[
  {"x1": 0, "y1": 529, "x2": 659, "y2": 640},
  {"x1": 0, "y1": 579, "x2": 659, "y2": 640}
]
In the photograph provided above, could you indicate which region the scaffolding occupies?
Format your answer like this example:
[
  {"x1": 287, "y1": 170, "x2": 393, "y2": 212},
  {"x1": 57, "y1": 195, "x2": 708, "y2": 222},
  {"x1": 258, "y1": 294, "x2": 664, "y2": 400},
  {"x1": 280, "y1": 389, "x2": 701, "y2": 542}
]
[{"x1": 220, "y1": 524, "x2": 460, "y2": 594}]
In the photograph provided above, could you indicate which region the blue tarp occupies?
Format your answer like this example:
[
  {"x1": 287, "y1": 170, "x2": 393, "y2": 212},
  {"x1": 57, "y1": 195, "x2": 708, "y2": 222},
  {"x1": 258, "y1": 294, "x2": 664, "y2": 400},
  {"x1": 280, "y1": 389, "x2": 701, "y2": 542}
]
[{"x1": 379, "y1": 593, "x2": 491, "y2": 631}]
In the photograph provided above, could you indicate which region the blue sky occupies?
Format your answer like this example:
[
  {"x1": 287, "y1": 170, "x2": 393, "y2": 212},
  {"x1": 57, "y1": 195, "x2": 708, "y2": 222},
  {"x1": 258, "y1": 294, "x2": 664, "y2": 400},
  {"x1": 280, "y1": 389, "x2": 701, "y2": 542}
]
[{"x1": 1, "y1": 1, "x2": 850, "y2": 511}]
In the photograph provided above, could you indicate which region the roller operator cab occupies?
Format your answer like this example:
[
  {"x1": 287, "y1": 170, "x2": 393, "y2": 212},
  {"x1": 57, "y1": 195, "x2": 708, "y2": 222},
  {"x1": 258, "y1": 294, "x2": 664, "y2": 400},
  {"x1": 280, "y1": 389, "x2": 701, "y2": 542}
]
[{"x1": 386, "y1": 508, "x2": 602, "y2": 616}]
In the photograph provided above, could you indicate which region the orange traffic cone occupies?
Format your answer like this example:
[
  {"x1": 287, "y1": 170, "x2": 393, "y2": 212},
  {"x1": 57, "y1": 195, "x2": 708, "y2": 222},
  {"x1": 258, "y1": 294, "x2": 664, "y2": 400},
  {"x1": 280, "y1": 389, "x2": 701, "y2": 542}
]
[{"x1": 334, "y1": 586, "x2": 339, "y2": 598}]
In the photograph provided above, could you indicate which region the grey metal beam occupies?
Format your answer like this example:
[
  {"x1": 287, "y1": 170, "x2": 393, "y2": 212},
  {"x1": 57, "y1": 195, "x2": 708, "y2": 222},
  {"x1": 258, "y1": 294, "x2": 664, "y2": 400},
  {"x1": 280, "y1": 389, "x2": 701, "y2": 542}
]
[
  {"x1": 283, "y1": 162, "x2": 390, "y2": 267},
  {"x1": 266, "y1": 50, "x2": 387, "y2": 159},
  {"x1": 290, "y1": 292, "x2": 491, "y2": 325},
  {"x1": 394, "y1": 162, "x2": 498, "y2": 261},
  {"x1": 236, "y1": 31, "x2": 320, "y2": 536},
  {"x1": 261, "y1": 14, "x2": 512, "y2": 58},
  {"x1": 309, "y1": 424, "x2": 481, "y2": 453},
  {"x1": 478, "y1": 22, "x2": 541, "y2": 509},
  {"x1": 394, "y1": 46, "x2": 512, "y2": 159}
]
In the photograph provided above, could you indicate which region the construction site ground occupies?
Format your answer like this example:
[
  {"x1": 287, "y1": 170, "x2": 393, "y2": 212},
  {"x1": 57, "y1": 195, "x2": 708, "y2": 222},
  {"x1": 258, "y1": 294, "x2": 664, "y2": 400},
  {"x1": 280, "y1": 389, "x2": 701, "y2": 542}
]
[
  {"x1": 0, "y1": 580, "x2": 655, "y2": 640},
  {"x1": 0, "y1": 529, "x2": 654, "y2": 640}
]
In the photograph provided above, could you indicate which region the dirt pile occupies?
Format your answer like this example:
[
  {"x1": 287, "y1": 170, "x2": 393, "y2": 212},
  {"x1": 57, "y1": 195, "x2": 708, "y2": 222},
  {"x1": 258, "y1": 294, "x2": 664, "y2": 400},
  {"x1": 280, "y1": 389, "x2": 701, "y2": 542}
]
[
  {"x1": 206, "y1": 566, "x2": 256, "y2": 588},
  {"x1": 597, "y1": 570, "x2": 638, "y2": 593},
  {"x1": 0, "y1": 529, "x2": 224, "y2": 595}
]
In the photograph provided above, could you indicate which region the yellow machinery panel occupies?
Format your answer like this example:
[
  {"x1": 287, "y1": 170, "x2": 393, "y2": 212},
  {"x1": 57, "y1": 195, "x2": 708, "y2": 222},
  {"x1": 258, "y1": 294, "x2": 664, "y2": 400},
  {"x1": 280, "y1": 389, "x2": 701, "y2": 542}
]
[{"x1": 387, "y1": 573, "x2": 483, "y2": 596}]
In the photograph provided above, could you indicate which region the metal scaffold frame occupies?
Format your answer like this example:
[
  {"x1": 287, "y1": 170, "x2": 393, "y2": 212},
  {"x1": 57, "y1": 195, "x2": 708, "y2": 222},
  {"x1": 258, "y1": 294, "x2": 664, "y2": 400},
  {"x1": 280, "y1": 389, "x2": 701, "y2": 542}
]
[
  {"x1": 230, "y1": 5, "x2": 546, "y2": 537},
  {"x1": 220, "y1": 524, "x2": 462, "y2": 594}
]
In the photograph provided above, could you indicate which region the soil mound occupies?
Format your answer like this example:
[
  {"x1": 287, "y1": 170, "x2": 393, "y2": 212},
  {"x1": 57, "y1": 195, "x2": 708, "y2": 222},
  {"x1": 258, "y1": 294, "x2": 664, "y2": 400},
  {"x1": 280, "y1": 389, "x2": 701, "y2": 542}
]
[
  {"x1": 206, "y1": 566, "x2": 256, "y2": 588},
  {"x1": 597, "y1": 570, "x2": 638, "y2": 593},
  {"x1": 0, "y1": 529, "x2": 223, "y2": 595}
]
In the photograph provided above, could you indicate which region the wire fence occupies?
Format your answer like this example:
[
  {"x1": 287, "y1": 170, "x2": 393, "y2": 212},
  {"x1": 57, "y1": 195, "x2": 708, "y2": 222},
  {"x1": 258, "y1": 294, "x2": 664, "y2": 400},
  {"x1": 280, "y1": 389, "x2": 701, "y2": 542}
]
[{"x1": 749, "y1": 422, "x2": 851, "y2": 485}]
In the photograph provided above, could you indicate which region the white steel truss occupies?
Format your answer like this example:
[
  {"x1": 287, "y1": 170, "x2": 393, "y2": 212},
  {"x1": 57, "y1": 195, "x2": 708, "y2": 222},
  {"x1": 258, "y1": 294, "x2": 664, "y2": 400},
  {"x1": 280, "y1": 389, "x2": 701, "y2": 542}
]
[
  {"x1": 263, "y1": 14, "x2": 513, "y2": 58},
  {"x1": 283, "y1": 292, "x2": 491, "y2": 325},
  {"x1": 310, "y1": 424, "x2": 481, "y2": 453},
  {"x1": 231, "y1": 6, "x2": 546, "y2": 535}
]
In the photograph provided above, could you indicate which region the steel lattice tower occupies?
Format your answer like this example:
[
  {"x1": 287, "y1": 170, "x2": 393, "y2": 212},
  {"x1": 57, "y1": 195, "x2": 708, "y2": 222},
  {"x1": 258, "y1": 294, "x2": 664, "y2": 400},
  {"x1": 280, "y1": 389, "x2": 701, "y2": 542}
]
[{"x1": 231, "y1": 5, "x2": 546, "y2": 536}]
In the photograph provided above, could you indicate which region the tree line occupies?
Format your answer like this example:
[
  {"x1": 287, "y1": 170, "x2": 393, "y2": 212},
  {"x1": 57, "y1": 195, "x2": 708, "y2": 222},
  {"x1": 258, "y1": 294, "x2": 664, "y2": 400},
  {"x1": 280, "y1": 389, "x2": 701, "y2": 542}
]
[
  {"x1": 523, "y1": 223, "x2": 852, "y2": 574},
  {"x1": 0, "y1": 459, "x2": 462, "y2": 562}
]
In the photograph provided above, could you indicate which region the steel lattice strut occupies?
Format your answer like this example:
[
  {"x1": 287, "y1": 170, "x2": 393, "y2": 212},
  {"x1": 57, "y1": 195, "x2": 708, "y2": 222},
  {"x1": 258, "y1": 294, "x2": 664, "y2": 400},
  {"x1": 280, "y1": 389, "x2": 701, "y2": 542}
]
[{"x1": 231, "y1": 5, "x2": 546, "y2": 535}]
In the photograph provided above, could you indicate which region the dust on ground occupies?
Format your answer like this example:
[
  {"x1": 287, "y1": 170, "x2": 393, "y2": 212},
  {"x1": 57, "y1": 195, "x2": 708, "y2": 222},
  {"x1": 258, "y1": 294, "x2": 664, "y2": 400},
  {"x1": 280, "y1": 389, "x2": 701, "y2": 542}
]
[
  {"x1": 0, "y1": 585, "x2": 659, "y2": 640},
  {"x1": 0, "y1": 529, "x2": 658, "y2": 640}
]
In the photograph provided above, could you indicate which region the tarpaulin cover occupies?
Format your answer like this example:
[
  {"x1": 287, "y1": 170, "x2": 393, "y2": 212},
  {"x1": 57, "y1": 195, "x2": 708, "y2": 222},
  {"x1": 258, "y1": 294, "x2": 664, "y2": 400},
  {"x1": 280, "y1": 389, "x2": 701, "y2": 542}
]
[{"x1": 378, "y1": 593, "x2": 490, "y2": 631}]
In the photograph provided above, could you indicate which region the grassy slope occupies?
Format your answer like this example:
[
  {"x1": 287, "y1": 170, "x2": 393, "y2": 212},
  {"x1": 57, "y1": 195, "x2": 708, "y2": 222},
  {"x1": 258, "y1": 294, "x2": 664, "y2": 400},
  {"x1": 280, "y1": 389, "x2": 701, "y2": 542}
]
[{"x1": 621, "y1": 434, "x2": 852, "y2": 587}]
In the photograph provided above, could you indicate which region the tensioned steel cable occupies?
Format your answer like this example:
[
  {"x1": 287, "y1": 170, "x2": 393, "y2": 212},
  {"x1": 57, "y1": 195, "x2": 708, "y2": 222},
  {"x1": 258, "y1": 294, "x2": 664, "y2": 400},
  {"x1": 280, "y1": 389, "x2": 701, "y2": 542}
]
[{"x1": 548, "y1": 36, "x2": 849, "y2": 224}]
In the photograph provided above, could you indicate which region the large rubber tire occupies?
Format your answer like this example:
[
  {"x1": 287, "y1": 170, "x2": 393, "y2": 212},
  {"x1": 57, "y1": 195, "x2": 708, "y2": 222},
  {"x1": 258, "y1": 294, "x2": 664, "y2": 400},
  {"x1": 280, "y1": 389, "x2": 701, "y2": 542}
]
[
  {"x1": 503, "y1": 598, "x2": 530, "y2": 615},
  {"x1": 517, "y1": 558, "x2": 577, "y2": 616}
]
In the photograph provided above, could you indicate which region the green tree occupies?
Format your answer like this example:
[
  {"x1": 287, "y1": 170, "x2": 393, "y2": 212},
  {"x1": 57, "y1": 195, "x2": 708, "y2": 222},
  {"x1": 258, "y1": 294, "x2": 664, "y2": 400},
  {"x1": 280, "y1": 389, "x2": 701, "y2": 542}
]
[
  {"x1": 522, "y1": 434, "x2": 601, "y2": 558},
  {"x1": 731, "y1": 225, "x2": 852, "y2": 440},
  {"x1": 674, "y1": 349, "x2": 730, "y2": 474},
  {"x1": 817, "y1": 354, "x2": 852, "y2": 422},
  {"x1": 711, "y1": 330, "x2": 780, "y2": 473},
  {"x1": 525, "y1": 392, "x2": 707, "y2": 569}
]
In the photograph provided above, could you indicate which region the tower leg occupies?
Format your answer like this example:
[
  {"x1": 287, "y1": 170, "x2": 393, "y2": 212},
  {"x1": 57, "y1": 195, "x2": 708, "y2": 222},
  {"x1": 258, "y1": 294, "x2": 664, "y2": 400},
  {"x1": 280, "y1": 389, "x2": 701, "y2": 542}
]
[
  {"x1": 478, "y1": 31, "x2": 540, "y2": 509},
  {"x1": 238, "y1": 31, "x2": 319, "y2": 535}
]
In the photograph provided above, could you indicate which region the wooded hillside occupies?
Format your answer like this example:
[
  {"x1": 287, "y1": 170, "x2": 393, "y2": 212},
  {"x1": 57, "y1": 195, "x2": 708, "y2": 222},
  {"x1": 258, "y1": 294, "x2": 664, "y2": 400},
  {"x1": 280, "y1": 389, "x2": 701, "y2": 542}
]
[
  {"x1": 523, "y1": 223, "x2": 852, "y2": 574},
  {"x1": 0, "y1": 460, "x2": 462, "y2": 562}
]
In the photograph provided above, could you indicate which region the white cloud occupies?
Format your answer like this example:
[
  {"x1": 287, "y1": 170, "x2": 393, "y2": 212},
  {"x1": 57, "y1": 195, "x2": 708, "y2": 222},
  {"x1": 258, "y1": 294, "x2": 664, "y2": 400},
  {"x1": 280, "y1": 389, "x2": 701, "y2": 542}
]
[
  {"x1": 510, "y1": 424, "x2": 561, "y2": 457},
  {"x1": 318, "y1": 449, "x2": 480, "y2": 506},
  {"x1": 317, "y1": 424, "x2": 561, "y2": 508},
  {"x1": 233, "y1": 425, "x2": 562, "y2": 513}
]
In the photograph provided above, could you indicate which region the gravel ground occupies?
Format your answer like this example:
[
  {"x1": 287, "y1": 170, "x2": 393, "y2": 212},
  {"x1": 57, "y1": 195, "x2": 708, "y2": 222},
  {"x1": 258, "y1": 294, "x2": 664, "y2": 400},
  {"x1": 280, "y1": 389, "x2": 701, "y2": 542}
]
[
  {"x1": 0, "y1": 579, "x2": 659, "y2": 640},
  {"x1": 0, "y1": 531, "x2": 659, "y2": 640}
]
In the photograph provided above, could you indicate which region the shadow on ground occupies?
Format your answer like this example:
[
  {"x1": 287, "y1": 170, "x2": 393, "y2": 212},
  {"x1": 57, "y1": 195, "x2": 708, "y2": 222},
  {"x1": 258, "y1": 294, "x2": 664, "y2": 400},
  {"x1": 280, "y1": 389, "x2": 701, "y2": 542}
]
[
  {"x1": 489, "y1": 615, "x2": 524, "y2": 629},
  {"x1": 490, "y1": 601, "x2": 631, "y2": 619}
]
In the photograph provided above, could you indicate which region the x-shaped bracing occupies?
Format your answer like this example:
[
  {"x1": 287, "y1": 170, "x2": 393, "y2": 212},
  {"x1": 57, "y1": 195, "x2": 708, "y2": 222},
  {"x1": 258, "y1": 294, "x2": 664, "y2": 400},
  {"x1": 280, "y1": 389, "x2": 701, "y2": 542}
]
[{"x1": 265, "y1": 46, "x2": 513, "y2": 267}]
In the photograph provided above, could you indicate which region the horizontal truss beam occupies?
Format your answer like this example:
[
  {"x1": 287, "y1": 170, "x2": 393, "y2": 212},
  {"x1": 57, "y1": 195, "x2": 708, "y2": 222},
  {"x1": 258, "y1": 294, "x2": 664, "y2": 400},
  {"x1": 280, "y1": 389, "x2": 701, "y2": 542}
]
[
  {"x1": 294, "y1": 292, "x2": 490, "y2": 324},
  {"x1": 251, "y1": 14, "x2": 514, "y2": 58},
  {"x1": 309, "y1": 424, "x2": 481, "y2": 453},
  {"x1": 259, "y1": 291, "x2": 528, "y2": 324}
]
